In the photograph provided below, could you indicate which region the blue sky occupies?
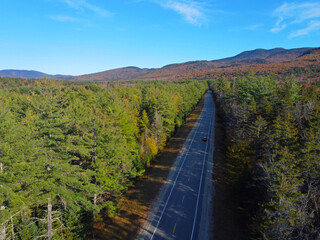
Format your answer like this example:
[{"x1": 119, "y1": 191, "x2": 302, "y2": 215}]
[{"x1": 0, "y1": 0, "x2": 319, "y2": 75}]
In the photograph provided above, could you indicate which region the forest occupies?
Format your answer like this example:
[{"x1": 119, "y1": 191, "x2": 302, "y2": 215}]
[
  {"x1": 1, "y1": 72, "x2": 319, "y2": 240},
  {"x1": 0, "y1": 78, "x2": 208, "y2": 239},
  {"x1": 210, "y1": 73, "x2": 320, "y2": 239}
]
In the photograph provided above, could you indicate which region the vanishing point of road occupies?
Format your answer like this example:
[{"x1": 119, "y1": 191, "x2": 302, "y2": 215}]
[{"x1": 137, "y1": 90, "x2": 215, "y2": 240}]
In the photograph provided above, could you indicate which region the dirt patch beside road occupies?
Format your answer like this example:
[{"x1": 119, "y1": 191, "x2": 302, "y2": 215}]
[{"x1": 93, "y1": 96, "x2": 205, "y2": 240}]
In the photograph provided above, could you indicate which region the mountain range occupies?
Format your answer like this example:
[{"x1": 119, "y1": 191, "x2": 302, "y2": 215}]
[
  {"x1": 1, "y1": 47, "x2": 319, "y2": 81},
  {"x1": 0, "y1": 69, "x2": 70, "y2": 80}
]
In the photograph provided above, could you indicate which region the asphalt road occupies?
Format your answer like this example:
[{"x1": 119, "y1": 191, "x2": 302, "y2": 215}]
[{"x1": 137, "y1": 91, "x2": 215, "y2": 240}]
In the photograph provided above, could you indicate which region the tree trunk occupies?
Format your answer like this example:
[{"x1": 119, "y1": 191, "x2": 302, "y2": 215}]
[
  {"x1": 10, "y1": 217, "x2": 14, "y2": 240},
  {"x1": 93, "y1": 126, "x2": 98, "y2": 207},
  {"x1": 93, "y1": 194, "x2": 97, "y2": 205},
  {"x1": 0, "y1": 224, "x2": 5, "y2": 240},
  {"x1": 47, "y1": 199, "x2": 52, "y2": 240},
  {"x1": 0, "y1": 162, "x2": 3, "y2": 210}
]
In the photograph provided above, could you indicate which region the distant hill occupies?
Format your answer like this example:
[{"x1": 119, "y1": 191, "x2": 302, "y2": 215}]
[
  {"x1": 221, "y1": 48, "x2": 286, "y2": 61},
  {"x1": 0, "y1": 70, "x2": 51, "y2": 79},
  {"x1": 68, "y1": 66, "x2": 153, "y2": 81},
  {"x1": 128, "y1": 47, "x2": 319, "y2": 81},
  {"x1": 1, "y1": 47, "x2": 319, "y2": 81},
  {"x1": 0, "y1": 69, "x2": 70, "y2": 79},
  {"x1": 218, "y1": 47, "x2": 314, "y2": 62}
]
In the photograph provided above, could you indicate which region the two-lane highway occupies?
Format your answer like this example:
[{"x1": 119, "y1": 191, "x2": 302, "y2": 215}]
[{"x1": 137, "y1": 91, "x2": 215, "y2": 240}]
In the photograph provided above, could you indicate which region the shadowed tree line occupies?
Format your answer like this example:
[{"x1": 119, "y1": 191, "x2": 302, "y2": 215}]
[
  {"x1": 0, "y1": 78, "x2": 208, "y2": 239},
  {"x1": 209, "y1": 73, "x2": 320, "y2": 239}
]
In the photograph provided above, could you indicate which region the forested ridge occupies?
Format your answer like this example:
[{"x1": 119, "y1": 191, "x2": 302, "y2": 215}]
[
  {"x1": 0, "y1": 78, "x2": 208, "y2": 239},
  {"x1": 210, "y1": 73, "x2": 320, "y2": 239}
]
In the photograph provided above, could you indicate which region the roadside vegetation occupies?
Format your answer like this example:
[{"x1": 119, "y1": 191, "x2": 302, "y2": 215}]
[
  {"x1": 0, "y1": 78, "x2": 207, "y2": 239},
  {"x1": 210, "y1": 73, "x2": 320, "y2": 239}
]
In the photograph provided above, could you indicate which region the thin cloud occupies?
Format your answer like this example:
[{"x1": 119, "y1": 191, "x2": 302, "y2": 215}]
[
  {"x1": 271, "y1": 17, "x2": 287, "y2": 33},
  {"x1": 163, "y1": 1, "x2": 205, "y2": 25},
  {"x1": 245, "y1": 24, "x2": 263, "y2": 31},
  {"x1": 271, "y1": 24, "x2": 287, "y2": 33},
  {"x1": 60, "y1": 0, "x2": 112, "y2": 17},
  {"x1": 149, "y1": 0, "x2": 207, "y2": 26},
  {"x1": 229, "y1": 24, "x2": 264, "y2": 33},
  {"x1": 50, "y1": 15, "x2": 79, "y2": 22},
  {"x1": 271, "y1": 2, "x2": 320, "y2": 37},
  {"x1": 290, "y1": 20, "x2": 320, "y2": 38}
]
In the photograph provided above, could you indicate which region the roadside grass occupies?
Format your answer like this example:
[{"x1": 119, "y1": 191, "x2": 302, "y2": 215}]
[{"x1": 93, "y1": 95, "x2": 205, "y2": 240}]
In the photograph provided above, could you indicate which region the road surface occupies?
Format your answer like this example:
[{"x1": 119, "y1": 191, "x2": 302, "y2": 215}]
[{"x1": 137, "y1": 91, "x2": 215, "y2": 240}]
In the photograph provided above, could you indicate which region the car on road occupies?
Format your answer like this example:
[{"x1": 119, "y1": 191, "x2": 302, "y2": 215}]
[{"x1": 202, "y1": 136, "x2": 207, "y2": 142}]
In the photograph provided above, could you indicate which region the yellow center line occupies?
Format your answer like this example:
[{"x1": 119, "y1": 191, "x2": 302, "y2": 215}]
[
  {"x1": 182, "y1": 196, "x2": 185, "y2": 203},
  {"x1": 188, "y1": 176, "x2": 190, "y2": 182},
  {"x1": 173, "y1": 223, "x2": 177, "y2": 234}
]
